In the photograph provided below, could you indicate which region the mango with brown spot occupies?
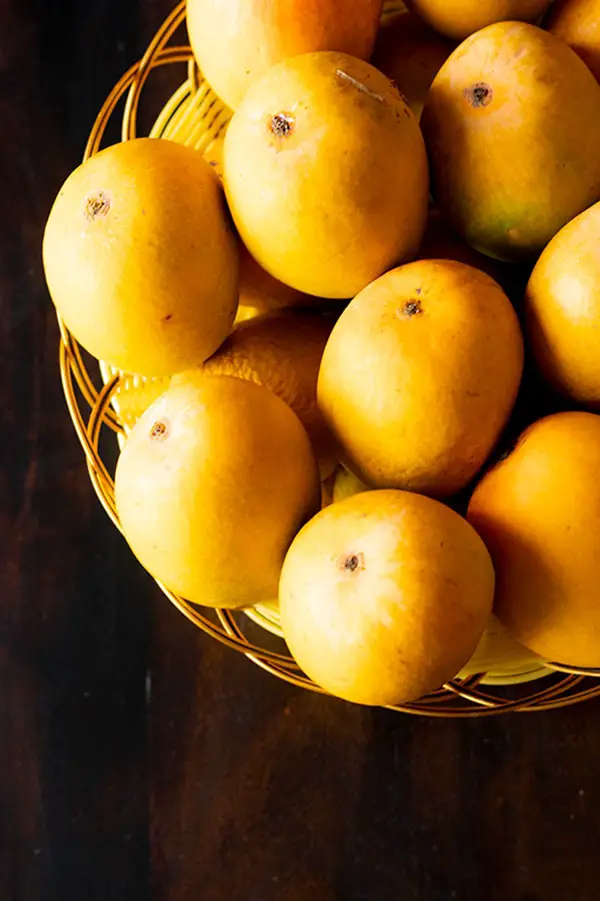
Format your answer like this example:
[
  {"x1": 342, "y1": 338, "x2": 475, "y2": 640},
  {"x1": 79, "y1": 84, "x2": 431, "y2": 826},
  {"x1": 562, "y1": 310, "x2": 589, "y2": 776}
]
[
  {"x1": 317, "y1": 259, "x2": 524, "y2": 498},
  {"x1": 223, "y1": 51, "x2": 429, "y2": 299},
  {"x1": 422, "y1": 22, "x2": 600, "y2": 261}
]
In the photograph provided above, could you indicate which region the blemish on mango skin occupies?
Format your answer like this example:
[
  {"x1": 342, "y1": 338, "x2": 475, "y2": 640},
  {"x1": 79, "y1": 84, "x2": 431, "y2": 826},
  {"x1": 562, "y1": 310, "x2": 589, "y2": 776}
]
[
  {"x1": 267, "y1": 112, "x2": 296, "y2": 153},
  {"x1": 336, "y1": 69, "x2": 384, "y2": 103},
  {"x1": 84, "y1": 191, "x2": 111, "y2": 221},
  {"x1": 150, "y1": 420, "x2": 169, "y2": 441},
  {"x1": 398, "y1": 299, "x2": 423, "y2": 318},
  {"x1": 465, "y1": 82, "x2": 493, "y2": 108},
  {"x1": 338, "y1": 552, "x2": 365, "y2": 574},
  {"x1": 268, "y1": 112, "x2": 295, "y2": 138}
]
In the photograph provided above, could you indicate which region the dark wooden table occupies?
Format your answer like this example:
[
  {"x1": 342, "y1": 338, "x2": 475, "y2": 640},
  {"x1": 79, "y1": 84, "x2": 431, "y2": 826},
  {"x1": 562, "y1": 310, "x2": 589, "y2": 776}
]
[{"x1": 2, "y1": 2, "x2": 600, "y2": 899}]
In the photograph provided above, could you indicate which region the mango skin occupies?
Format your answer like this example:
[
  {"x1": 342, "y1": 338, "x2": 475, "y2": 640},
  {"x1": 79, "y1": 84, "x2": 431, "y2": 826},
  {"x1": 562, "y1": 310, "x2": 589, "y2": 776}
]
[
  {"x1": 223, "y1": 51, "x2": 429, "y2": 299},
  {"x1": 468, "y1": 411, "x2": 600, "y2": 667},
  {"x1": 187, "y1": 0, "x2": 384, "y2": 110},
  {"x1": 525, "y1": 201, "x2": 600, "y2": 406},
  {"x1": 405, "y1": 0, "x2": 551, "y2": 41},
  {"x1": 280, "y1": 489, "x2": 494, "y2": 706},
  {"x1": 115, "y1": 377, "x2": 321, "y2": 609},
  {"x1": 43, "y1": 138, "x2": 239, "y2": 377},
  {"x1": 546, "y1": 0, "x2": 600, "y2": 83},
  {"x1": 317, "y1": 260, "x2": 524, "y2": 498},
  {"x1": 421, "y1": 22, "x2": 600, "y2": 261}
]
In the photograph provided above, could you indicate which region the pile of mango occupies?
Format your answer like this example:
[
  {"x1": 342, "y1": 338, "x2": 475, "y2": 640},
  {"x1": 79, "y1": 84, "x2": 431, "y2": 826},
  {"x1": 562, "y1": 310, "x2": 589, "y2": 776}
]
[{"x1": 42, "y1": 0, "x2": 600, "y2": 706}]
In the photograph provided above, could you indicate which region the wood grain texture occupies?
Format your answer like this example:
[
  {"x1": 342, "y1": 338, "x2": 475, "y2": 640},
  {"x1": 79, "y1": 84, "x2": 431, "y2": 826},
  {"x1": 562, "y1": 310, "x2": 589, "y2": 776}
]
[{"x1": 1, "y1": 2, "x2": 600, "y2": 900}]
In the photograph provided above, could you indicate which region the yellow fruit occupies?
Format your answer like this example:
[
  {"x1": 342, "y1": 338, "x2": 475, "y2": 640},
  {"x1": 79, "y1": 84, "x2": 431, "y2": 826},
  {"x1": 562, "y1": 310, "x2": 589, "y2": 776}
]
[
  {"x1": 237, "y1": 242, "x2": 324, "y2": 317},
  {"x1": 468, "y1": 411, "x2": 600, "y2": 667},
  {"x1": 372, "y1": 9, "x2": 454, "y2": 120},
  {"x1": 317, "y1": 260, "x2": 523, "y2": 497},
  {"x1": 546, "y1": 0, "x2": 600, "y2": 83},
  {"x1": 332, "y1": 466, "x2": 370, "y2": 504},
  {"x1": 421, "y1": 22, "x2": 600, "y2": 261},
  {"x1": 525, "y1": 201, "x2": 600, "y2": 406},
  {"x1": 172, "y1": 310, "x2": 337, "y2": 477},
  {"x1": 115, "y1": 376, "x2": 320, "y2": 608},
  {"x1": 186, "y1": 0, "x2": 384, "y2": 110},
  {"x1": 43, "y1": 138, "x2": 239, "y2": 376},
  {"x1": 280, "y1": 489, "x2": 494, "y2": 706},
  {"x1": 223, "y1": 51, "x2": 429, "y2": 299},
  {"x1": 405, "y1": 0, "x2": 550, "y2": 40}
]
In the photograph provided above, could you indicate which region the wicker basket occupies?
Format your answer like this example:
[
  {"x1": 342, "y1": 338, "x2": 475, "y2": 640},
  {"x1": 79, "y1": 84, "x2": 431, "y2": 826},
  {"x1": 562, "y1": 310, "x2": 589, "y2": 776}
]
[{"x1": 56, "y1": 0, "x2": 600, "y2": 716}]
